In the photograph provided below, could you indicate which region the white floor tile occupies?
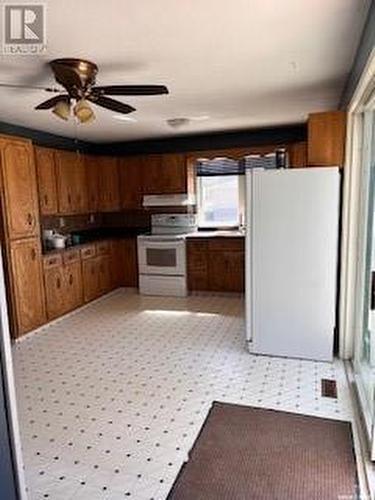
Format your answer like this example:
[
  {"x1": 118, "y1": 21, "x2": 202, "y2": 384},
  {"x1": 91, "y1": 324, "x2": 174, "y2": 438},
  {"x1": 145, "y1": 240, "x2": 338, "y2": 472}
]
[{"x1": 14, "y1": 290, "x2": 355, "y2": 500}]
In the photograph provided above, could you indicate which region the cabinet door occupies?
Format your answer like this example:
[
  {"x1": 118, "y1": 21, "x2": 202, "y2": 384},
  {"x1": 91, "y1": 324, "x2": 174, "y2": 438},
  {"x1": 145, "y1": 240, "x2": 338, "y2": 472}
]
[
  {"x1": 35, "y1": 147, "x2": 58, "y2": 215},
  {"x1": 82, "y1": 257, "x2": 100, "y2": 303},
  {"x1": 99, "y1": 157, "x2": 120, "y2": 212},
  {"x1": 98, "y1": 255, "x2": 111, "y2": 295},
  {"x1": 0, "y1": 138, "x2": 39, "y2": 239},
  {"x1": 142, "y1": 154, "x2": 163, "y2": 194},
  {"x1": 288, "y1": 142, "x2": 307, "y2": 168},
  {"x1": 307, "y1": 111, "x2": 346, "y2": 167},
  {"x1": 85, "y1": 155, "x2": 100, "y2": 212},
  {"x1": 225, "y1": 251, "x2": 245, "y2": 292},
  {"x1": 119, "y1": 156, "x2": 144, "y2": 209},
  {"x1": 55, "y1": 150, "x2": 88, "y2": 214},
  {"x1": 64, "y1": 261, "x2": 83, "y2": 311},
  {"x1": 187, "y1": 240, "x2": 208, "y2": 290},
  {"x1": 44, "y1": 265, "x2": 65, "y2": 320},
  {"x1": 161, "y1": 153, "x2": 187, "y2": 193},
  {"x1": 123, "y1": 238, "x2": 138, "y2": 287},
  {"x1": 9, "y1": 238, "x2": 46, "y2": 335}
]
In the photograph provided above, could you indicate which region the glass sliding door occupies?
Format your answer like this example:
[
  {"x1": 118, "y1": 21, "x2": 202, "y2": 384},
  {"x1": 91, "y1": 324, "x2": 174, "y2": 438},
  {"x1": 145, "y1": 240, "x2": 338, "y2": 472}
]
[{"x1": 353, "y1": 106, "x2": 375, "y2": 459}]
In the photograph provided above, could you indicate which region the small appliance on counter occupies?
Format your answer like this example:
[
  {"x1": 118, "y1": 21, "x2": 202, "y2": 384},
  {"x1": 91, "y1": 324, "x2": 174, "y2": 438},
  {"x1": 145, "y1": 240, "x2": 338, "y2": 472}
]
[
  {"x1": 137, "y1": 214, "x2": 197, "y2": 297},
  {"x1": 42, "y1": 230, "x2": 68, "y2": 250}
]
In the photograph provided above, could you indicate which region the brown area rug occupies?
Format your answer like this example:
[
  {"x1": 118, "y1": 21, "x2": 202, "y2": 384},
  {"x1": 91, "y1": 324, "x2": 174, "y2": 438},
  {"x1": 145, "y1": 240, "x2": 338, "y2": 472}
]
[{"x1": 167, "y1": 402, "x2": 358, "y2": 500}]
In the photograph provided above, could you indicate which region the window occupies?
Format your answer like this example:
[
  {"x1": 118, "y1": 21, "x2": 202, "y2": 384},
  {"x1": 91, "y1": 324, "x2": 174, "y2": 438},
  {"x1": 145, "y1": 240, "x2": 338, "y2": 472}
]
[{"x1": 197, "y1": 175, "x2": 244, "y2": 228}]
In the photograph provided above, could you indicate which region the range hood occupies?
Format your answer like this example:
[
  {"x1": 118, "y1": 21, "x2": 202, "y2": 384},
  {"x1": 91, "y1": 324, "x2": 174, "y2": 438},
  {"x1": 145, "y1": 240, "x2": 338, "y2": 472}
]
[{"x1": 143, "y1": 194, "x2": 196, "y2": 208}]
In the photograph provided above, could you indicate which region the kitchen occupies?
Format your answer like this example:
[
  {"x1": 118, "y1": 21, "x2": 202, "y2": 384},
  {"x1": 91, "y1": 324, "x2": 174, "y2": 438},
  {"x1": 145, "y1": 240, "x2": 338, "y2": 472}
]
[
  {"x1": 0, "y1": 112, "x2": 342, "y2": 337},
  {"x1": 0, "y1": 1, "x2": 373, "y2": 499}
]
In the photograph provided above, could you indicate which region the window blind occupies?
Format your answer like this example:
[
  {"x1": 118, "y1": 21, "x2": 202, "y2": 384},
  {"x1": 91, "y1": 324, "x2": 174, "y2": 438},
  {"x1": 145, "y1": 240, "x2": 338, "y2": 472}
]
[{"x1": 196, "y1": 157, "x2": 245, "y2": 176}]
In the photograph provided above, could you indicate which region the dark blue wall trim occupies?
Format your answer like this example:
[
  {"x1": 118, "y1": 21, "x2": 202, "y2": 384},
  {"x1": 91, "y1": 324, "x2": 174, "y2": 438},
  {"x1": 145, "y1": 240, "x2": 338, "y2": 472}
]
[
  {"x1": 0, "y1": 120, "x2": 92, "y2": 152},
  {"x1": 89, "y1": 124, "x2": 307, "y2": 157},
  {"x1": 340, "y1": 1, "x2": 375, "y2": 107},
  {"x1": 0, "y1": 120, "x2": 306, "y2": 156},
  {"x1": 0, "y1": 356, "x2": 18, "y2": 500}
]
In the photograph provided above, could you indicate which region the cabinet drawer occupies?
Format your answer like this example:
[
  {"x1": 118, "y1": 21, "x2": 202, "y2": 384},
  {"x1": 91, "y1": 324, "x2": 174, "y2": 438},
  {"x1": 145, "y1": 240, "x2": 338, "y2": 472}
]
[
  {"x1": 80, "y1": 245, "x2": 96, "y2": 260},
  {"x1": 63, "y1": 249, "x2": 80, "y2": 265},
  {"x1": 208, "y1": 238, "x2": 244, "y2": 252},
  {"x1": 96, "y1": 240, "x2": 110, "y2": 255},
  {"x1": 43, "y1": 254, "x2": 63, "y2": 269}
]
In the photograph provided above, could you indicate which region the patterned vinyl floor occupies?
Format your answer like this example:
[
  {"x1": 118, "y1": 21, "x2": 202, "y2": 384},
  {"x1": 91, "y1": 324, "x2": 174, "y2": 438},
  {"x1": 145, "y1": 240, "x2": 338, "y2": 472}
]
[{"x1": 13, "y1": 290, "x2": 354, "y2": 500}]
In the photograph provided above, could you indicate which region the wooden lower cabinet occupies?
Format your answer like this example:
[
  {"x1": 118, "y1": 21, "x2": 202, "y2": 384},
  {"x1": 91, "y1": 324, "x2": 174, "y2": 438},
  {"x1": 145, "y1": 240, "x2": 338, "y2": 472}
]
[
  {"x1": 123, "y1": 238, "x2": 138, "y2": 287},
  {"x1": 43, "y1": 253, "x2": 83, "y2": 320},
  {"x1": 9, "y1": 238, "x2": 46, "y2": 335},
  {"x1": 64, "y1": 261, "x2": 83, "y2": 312},
  {"x1": 82, "y1": 256, "x2": 100, "y2": 303},
  {"x1": 187, "y1": 240, "x2": 209, "y2": 291},
  {"x1": 44, "y1": 264, "x2": 64, "y2": 320},
  {"x1": 98, "y1": 255, "x2": 112, "y2": 295},
  {"x1": 187, "y1": 237, "x2": 245, "y2": 293}
]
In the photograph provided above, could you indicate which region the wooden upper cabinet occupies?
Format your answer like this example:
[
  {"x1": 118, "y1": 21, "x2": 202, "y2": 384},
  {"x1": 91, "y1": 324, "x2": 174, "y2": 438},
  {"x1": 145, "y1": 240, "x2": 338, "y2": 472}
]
[
  {"x1": 142, "y1": 154, "x2": 163, "y2": 194},
  {"x1": 35, "y1": 147, "x2": 58, "y2": 215},
  {"x1": 160, "y1": 153, "x2": 187, "y2": 193},
  {"x1": 98, "y1": 156, "x2": 120, "y2": 212},
  {"x1": 119, "y1": 156, "x2": 144, "y2": 210},
  {"x1": 307, "y1": 111, "x2": 347, "y2": 167},
  {"x1": 85, "y1": 155, "x2": 101, "y2": 212},
  {"x1": 289, "y1": 142, "x2": 307, "y2": 168},
  {"x1": 0, "y1": 137, "x2": 40, "y2": 239},
  {"x1": 9, "y1": 238, "x2": 46, "y2": 335},
  {"x1": 55, "y1": 150, "x2": 88, "y2": 214},
  {"x1": 142, "y1": 153, "x2": 191, "y2": 194}
]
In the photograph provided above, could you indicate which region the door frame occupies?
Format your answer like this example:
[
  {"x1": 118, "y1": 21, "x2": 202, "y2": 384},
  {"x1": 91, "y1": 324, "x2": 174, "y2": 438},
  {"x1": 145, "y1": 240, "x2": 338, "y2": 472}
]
[{"x1": 339, "y1": 47, "x2": 375, "y2": 360}]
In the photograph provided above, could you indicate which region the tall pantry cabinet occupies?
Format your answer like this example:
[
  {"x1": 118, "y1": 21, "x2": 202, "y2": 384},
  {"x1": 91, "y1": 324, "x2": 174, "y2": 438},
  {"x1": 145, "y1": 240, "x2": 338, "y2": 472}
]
[{"x1": 0, "y1": 136, "x2": 46, "y2": 337}]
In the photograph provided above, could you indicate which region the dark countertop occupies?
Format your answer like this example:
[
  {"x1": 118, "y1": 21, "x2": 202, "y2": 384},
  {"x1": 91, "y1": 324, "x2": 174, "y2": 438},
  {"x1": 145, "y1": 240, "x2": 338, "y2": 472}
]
[{"x1": 42, "y1": 227, "x2": 148, "y2": 256}]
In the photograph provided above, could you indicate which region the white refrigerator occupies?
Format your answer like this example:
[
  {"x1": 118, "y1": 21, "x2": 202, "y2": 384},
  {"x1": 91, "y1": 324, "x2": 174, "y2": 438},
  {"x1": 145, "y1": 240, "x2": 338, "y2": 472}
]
[{"x1": 245, "y1": 167, "x2": 340, "y2": 362}]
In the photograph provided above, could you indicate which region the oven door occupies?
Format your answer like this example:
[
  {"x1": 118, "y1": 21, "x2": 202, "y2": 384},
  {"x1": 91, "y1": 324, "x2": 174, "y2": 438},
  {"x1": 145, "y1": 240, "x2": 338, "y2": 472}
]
[{"x1": 138, "y1": 237, "x2": 186, "y2": 276}]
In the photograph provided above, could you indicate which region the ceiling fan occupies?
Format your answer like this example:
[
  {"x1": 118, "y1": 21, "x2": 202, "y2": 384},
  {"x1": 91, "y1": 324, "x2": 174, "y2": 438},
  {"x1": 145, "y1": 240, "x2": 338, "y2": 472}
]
[{"x1": 0, "y1": 58, "x2": 169, "y2": 123}]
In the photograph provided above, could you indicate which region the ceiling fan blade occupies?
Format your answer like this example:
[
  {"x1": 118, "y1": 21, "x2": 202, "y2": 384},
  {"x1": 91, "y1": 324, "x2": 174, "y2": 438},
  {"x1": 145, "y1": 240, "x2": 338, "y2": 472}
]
[
  {"x1": 88, "y1": 95, "x2": 135, "y2": 114},
  {"x1": 35, "y1": 95, "x2": 70, "y2": 110},
  {"x1": 92, "y1": 85, "x2": 169, "y2": 96},
  {"x1": 0, "y1": 83, "x2": 61, "y2": 92}
]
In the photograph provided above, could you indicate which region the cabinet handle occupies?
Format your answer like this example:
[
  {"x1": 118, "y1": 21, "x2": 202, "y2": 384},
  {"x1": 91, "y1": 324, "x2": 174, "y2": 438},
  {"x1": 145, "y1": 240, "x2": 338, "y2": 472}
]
[
  {"x1": 44, "y1": 194, "x2": 49, "y2": 206},
  {"x1": 67, "y1": 193, "x2": 72, "y2": 205},
  {"x1": 30, "y1": 248, "x2": 36, "y2": 261},
  {"x1": 56, "y1": 277, "x2": 61, "y2": 289},
  {"x1": 69, "y1": 274, "x2": 73, "y2": 285},
  {"x1": 27, "y1": 213, "x2": 33, "y2": 226}
]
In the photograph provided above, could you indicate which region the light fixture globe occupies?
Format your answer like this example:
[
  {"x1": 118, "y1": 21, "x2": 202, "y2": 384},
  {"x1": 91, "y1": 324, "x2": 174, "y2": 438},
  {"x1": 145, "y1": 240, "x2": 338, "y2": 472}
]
[
  {"x1": 52, "y1": 99, "x2": 71, "y2": 120},
  {"x1": 74, "y1": 99, "x2": 95, "y2": 123}
]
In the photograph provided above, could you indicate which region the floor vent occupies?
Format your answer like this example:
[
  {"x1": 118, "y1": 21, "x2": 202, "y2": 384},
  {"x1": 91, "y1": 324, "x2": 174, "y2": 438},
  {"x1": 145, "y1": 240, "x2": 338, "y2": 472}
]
[{"x1": 321, "y1": 379, "x2": 337, "y2": 398}]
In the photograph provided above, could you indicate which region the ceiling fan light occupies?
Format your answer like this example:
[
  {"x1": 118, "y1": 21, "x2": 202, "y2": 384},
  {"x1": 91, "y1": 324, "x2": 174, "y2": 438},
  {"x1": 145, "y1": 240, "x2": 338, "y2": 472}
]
[
  {"x1": 74, "y1": 99, "x2": 95, "y2": 123},
  {"x1": 52, "y1": 99, "x2": 71, "y2": 120}
]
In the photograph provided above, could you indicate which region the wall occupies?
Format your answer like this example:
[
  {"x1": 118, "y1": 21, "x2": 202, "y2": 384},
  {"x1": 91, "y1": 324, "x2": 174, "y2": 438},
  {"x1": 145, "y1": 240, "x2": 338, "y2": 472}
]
[
  {"x1": 0, "y1": 120, "x2": 306, "y2": 155},
  {"x1": 340, "y1": 0, "x2": 375, "y2": 107}
]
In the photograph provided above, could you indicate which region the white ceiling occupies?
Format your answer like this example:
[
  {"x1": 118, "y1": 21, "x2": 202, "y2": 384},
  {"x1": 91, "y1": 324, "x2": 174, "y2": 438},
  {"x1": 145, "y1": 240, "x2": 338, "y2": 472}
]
[{"x1": 0, "y1": 0, "x2": 370, "y2": 143}]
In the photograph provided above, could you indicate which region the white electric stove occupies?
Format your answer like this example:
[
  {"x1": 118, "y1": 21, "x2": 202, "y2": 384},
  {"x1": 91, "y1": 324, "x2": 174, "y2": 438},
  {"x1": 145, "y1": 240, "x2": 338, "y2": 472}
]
[{"x1": 137, "y1": 214, "x2": 197, "y2": 297}]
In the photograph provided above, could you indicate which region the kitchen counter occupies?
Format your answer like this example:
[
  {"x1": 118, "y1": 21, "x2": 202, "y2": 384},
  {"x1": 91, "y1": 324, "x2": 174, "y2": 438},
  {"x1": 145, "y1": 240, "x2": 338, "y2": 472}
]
[
  {"x1": 42, "y1": 228, "x2": 146, "y2": 256},
  {"x1": 187, "y1": 229, "x2": 245, "y2": 239}
]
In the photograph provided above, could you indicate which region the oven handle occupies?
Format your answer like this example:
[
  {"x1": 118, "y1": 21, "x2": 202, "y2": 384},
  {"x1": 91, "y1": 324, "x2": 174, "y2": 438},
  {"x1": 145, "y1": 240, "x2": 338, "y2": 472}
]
[{"x1": 138, "y1": 238, "x2": 186, "y2": 246}]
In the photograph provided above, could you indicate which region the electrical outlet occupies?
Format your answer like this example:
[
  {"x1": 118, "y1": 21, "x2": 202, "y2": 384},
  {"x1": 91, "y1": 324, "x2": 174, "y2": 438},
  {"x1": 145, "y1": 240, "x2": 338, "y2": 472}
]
[
  {"x1": 59, "y1": 217, "x2": 65, "y2": 228},
  {"x1": 89, "y1": 214, "x2": 95, "y2": 224}
]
